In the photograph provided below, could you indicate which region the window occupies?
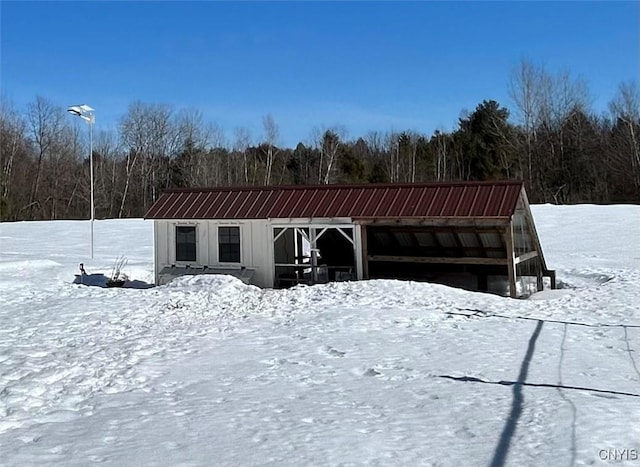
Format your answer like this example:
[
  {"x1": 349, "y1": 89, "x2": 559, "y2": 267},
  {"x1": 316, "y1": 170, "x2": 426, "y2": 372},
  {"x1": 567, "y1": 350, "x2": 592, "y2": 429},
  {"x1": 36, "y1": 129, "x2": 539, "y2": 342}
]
[
  {"x1": 219, "y1": 226, "x2": 240, "y2": 263},
  {"x1": 176, "y1": 226, "x2": 196, "y2": 262}
]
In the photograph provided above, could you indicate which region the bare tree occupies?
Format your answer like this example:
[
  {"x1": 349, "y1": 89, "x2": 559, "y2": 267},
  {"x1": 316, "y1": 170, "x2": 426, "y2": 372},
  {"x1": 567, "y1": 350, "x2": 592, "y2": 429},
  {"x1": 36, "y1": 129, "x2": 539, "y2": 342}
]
[
  {"x1": 119, "y1": 101, "x2": 181, "y2": 213},
  {"x1": 198, "y1": 123, "x2": 226, "y2": 187},
  {"x1": 609, "y1": 81, "x2": 640, "y2": 190},
  {"x1": 384, "y1": 131, "x2": 401, "y2": 183},
  {"x1": 0, "y1": 97, "x2": 27, "y2": 218},
  {"x1": 396, "y1": 131, "x2": 422, "y2": 183},
  {"x1": 48, "y1": 124, "x2": 79, "y2": 219},
  {"x1": 93, "y1": 130, "x2": 122, "y2": 217},
  {"x1": 174, "y1": 109, "x2": 213, "y2": 186},
  {"x1": 408, "y1": 132, "x2": 418, "y2": 183},
  {"x1": 319, "y1": 127, "x2": 346, "y2": 184},
  {"x1": 509, "y1": 59, "x2": 544, "y2": 183},
  {"x1": 119, "y1": 102, "x2": 150, "y2": 217},
  {"x1": 262, "y1": 114, "x2": 280, "y2": 185},
  {"x1": 509, "y1": 59, "x2": 592, "y2": 201},
  {"x1": 233, "y1": 127, "x2": 251, "y2": 184},
  {"x1": 26, "y1": 97, "x2": 66, "y2": 219},
  {"x1": 432, "y1": 130, "x2": 449, "y2": 181},
  {"x1": 146, "y1": 103, "x2": 177, "y2": 203},
  {"x1": 176, "y1": 109, "x2": 209, "y2": 149}
]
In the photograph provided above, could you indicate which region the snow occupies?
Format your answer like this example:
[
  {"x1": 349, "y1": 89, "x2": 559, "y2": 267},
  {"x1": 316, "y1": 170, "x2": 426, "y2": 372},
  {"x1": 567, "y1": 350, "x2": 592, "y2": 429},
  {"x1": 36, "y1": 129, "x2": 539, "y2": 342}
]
[{"x1": 0, "y1": 205, "x2": 639, "y2": 466}]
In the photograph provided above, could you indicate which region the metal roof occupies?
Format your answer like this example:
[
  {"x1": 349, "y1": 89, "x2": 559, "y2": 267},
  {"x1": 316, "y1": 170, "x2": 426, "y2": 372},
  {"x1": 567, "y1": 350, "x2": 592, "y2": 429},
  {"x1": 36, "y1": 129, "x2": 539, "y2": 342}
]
[{"x1": 144, "y1": 181, "x2": 524, "y2": 220}]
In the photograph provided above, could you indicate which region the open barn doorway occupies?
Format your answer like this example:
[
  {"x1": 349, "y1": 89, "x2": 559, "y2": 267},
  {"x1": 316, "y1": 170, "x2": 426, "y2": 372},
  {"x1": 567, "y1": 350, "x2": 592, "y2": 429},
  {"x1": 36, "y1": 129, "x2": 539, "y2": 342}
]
[
  {"x1": 364, "y1": 225, "x2": 512, "y2": 295},
  {"x1": 272, "y1": 225, "x2": 357, "y2": 288}
]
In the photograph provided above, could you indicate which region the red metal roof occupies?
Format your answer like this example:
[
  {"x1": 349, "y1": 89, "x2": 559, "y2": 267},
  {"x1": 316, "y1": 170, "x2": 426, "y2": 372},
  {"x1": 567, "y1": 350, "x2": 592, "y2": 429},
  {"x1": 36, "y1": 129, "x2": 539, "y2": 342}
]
[{"x1": 144, "y1": 181, "x2": 524, "y2": 220}]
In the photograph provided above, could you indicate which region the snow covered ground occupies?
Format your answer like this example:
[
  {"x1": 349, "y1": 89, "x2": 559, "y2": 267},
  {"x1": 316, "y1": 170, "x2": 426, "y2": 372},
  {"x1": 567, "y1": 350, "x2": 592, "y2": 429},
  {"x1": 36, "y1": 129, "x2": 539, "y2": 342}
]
[{"x1": 0, "y1": 205, "x2": 638, "y2": 466}]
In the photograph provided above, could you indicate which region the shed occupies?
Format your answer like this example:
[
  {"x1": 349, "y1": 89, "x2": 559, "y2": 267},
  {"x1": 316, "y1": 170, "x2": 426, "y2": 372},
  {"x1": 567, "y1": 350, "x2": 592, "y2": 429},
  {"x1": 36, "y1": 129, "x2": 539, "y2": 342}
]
[{"x1": 144, "y1": 181, "x2": 555, "y2": 297}]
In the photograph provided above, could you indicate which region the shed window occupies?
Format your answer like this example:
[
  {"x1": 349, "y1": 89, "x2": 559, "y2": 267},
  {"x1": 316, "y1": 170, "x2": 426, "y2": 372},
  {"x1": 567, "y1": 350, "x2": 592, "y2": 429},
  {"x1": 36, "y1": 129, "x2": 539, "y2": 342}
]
[
  {"x1": 176, "y1": 226, "x2": 196, "y2": 262},
  {"x1": 219, "y1": 226, "x2": 240, "y2": 263}
]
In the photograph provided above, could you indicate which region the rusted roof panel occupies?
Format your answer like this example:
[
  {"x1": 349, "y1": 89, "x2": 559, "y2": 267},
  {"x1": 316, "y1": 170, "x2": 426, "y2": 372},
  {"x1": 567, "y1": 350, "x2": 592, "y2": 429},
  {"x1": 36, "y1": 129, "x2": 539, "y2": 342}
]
[{"x1": 144, "y1": 181, "x2": 523, "y2": 220}]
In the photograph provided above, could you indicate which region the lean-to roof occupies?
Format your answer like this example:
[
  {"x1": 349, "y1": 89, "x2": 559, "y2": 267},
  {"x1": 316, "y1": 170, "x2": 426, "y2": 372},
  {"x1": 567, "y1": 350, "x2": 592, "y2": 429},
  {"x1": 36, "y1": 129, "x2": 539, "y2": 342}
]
[{"x1": 144, "y1": 181, "x2": 523, "y2": 220}]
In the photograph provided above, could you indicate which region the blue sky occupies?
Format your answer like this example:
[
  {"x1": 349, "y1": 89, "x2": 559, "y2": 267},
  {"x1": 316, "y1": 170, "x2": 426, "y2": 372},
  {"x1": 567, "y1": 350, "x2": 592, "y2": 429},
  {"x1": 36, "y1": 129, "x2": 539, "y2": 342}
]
[{"x1": 1, "y1": 1, "x2": 638, "y2": 147}]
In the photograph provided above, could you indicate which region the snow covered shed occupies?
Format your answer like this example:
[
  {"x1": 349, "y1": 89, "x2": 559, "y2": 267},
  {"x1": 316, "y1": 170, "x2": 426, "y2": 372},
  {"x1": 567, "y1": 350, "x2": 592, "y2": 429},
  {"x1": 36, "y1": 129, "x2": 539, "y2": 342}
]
[{"x1": 144, "y1": 181, "x2": 555, "y2": 297}]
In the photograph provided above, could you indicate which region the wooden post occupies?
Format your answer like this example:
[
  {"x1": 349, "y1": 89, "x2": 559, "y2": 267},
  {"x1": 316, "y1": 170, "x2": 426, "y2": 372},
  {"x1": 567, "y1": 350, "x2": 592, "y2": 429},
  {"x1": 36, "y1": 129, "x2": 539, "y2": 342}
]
[
  {"x1": 505, "y1": 220, "x2": 517, "y2": 298},
  {"x1": 361, "y1": 224, "x2": 369, "y2": 280},
  {"x1": 354, "y1": 225, "x2": 363, "y2": 280},
  {"x1": 310, "y1": 227, "x2": 318, "y2": 284},
  {"x1": 536, "y1": 258, "x2": 544, "y2": 292}
]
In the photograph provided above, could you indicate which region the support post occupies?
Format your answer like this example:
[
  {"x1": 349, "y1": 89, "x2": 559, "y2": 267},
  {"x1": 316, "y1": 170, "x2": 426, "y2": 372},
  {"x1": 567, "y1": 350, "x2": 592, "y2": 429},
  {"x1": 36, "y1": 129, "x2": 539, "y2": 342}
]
[
  {"x1": 505, "y1": 220, "x2": 517, "y2": 298},
  {"x1": 361, "y1": 224, "x2": 369, "y2": 280},
  {"x1": 536, "y1": 258, "x2": 544, "y2": 292},
  {"x1": 354, "y1": 225, "x2": 363, "y2": 280},
  {"x1": 310, "y1": 227, "x2": 318, "y2": 284}
]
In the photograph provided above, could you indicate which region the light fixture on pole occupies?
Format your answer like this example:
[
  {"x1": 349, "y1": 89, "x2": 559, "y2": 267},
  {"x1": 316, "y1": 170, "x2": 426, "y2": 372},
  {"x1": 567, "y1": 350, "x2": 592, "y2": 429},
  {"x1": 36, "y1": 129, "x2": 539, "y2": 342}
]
[{"x1": 67, "y1": 104, "x2": 96, "y2": 259}]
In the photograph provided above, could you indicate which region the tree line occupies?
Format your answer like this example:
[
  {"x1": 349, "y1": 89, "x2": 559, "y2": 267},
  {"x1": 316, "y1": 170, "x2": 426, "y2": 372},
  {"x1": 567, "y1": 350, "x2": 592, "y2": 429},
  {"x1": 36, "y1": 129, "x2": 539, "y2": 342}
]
[{"x1": 1, "y1": 60, "x2": 638, "y2": 221}]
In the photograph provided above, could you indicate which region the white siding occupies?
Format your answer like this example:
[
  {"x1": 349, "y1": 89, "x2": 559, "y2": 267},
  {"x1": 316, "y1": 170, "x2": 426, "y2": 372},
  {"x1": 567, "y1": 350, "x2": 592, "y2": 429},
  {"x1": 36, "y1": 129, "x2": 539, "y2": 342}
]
[
  {"x1": 198, "y1": 221, "x2": 209, "y2": 265},
  {"x1": 154, "y1": 221, "x2": 169, "y2": 283},
  {"x1": 153, "y1": 219, "x2": 274, "y2": 288},
  {"x1": 247, "y1": 220, "x2": 274, "y2": 288},
  {"x1": 153, "y1": 219, "x2": 359, "y2": 288}
]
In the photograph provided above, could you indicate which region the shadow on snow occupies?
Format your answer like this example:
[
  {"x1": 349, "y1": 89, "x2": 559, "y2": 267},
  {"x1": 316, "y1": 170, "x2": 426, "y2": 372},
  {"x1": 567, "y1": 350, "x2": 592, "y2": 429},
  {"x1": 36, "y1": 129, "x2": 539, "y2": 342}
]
[{"x1": 73, "y1": 274, "x2": 154, "y2": 289}]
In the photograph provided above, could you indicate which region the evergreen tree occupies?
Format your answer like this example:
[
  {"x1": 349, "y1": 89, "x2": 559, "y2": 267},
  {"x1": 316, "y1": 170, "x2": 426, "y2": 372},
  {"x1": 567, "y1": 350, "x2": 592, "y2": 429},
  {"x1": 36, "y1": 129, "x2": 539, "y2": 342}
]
[{"x1": 454, "y1": 100, "x2": 518, "y2": 180}]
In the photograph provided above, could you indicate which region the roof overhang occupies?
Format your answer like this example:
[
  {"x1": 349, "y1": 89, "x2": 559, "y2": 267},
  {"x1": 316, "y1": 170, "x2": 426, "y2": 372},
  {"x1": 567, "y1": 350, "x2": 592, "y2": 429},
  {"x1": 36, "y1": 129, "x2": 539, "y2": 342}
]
[{"x1": 354, "y1": 216, "x2": 512, "y2": 227}]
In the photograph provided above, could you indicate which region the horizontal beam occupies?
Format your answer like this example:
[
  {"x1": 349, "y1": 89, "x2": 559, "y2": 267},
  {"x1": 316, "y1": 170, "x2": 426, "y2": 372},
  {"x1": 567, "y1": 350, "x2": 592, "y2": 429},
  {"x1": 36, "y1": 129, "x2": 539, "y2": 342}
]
[
  {"x1": 367, "y1": 255, "x2": 508, "y2": 266},
  {"x1": 368, "y1": 246, "x2": 506, "y2": 254},
  {"x1": 515, "y1": 250, "x2": 538, "y2": 265},
  {"x1": 366, "y1": 226, "x2": 507, "y2": 235},
  {"x1": 271, "y1": 223, "x2": 354, "y2": 230},
  {"x1": 269, "y1": 218, "x2": 353, "y2": 225},
  {"x1": 356, "y1": 217, "x2": 511, "y2": 227}
]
